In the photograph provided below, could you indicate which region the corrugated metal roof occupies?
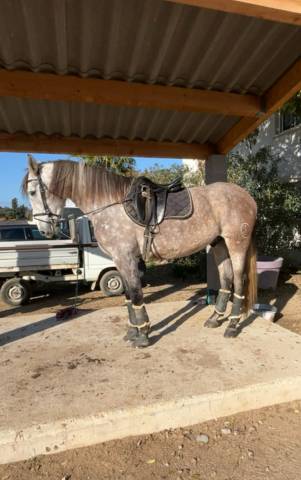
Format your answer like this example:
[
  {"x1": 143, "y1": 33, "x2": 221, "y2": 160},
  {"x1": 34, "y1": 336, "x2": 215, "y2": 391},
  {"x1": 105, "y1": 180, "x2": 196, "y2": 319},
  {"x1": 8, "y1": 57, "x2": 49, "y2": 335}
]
[
  {"x1": 0, "y1": 97, "x2": 239, "y2": 143},
  {"x1": 0, "y1": 0, "x2": 300, "y2": 146}
]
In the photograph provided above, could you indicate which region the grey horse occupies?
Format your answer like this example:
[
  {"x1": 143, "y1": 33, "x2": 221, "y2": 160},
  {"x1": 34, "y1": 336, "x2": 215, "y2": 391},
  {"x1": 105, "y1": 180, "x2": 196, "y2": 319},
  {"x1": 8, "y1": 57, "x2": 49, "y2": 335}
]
[{"x1": 23, "y1": 156, "x2": 257, "y2": 347}]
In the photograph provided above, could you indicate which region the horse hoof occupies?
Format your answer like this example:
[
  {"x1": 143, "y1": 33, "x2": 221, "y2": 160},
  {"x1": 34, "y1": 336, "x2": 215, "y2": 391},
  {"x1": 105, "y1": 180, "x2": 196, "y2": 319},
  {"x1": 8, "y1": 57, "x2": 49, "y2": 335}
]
[
  {"x1": 204, "y1": 313, "x2": 222, "y2": 328},
  {"x1": 123, "y1": 327, "x2": 138, "y2": 342},
  {"x1": 224, "y1": 326, "x2": 239, "y2": 338},
  {"x1": 131, "y1": 334, "x2": 150, "y2": 348}
]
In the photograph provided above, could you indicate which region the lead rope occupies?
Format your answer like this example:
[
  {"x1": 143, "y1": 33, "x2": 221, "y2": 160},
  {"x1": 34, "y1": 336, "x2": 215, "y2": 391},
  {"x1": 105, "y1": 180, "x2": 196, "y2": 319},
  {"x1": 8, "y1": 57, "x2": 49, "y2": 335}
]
[
  {"x1": 71, "y1": 219, "x2": 82, "y2": 315},
  {"x1": 55, "y1": 227, "x2": 80, "y2": 321},
  {"x1": 73, "y1": 246, "x2": 81, "y2": 313}
]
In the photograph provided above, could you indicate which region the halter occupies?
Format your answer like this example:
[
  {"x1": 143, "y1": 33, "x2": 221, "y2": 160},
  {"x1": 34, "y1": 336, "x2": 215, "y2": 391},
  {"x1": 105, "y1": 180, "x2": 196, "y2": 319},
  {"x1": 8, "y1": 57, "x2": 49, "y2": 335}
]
[{"x1": 27, "y1": 169, "x2": 61, "y2": 230}]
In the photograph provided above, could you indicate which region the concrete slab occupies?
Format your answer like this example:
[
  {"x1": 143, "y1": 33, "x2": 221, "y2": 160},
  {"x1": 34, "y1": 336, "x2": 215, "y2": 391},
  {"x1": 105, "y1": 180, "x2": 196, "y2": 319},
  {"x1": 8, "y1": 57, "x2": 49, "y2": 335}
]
[{"x1": 1, "y1": 300, "x2": 301, "y2": 464}]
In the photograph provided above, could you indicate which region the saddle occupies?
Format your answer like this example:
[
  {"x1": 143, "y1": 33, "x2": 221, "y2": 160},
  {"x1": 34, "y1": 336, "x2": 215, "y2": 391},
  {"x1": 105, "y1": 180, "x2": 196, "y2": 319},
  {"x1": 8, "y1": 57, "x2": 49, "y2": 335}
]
[{"x1": 124, "y1": 176, "x2": 193, "y2": 260}]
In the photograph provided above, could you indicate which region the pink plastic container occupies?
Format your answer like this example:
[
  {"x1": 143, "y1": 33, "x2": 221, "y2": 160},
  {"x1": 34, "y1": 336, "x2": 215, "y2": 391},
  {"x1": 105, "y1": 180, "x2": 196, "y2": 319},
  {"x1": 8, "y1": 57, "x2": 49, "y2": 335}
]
[{"x1": 256, "y1": 256, "x2": 283, "y2": 290}]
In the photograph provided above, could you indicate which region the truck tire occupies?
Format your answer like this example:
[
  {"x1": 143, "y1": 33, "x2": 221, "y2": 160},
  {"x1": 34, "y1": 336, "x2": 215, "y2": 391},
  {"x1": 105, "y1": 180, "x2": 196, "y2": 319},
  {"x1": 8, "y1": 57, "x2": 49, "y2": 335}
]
[
  {"x1": 99, "y1": 270, "x2": 124, "y2": 297},
  {"x1": 0, "y1": 278, "x2": 31, "y2": 306}
]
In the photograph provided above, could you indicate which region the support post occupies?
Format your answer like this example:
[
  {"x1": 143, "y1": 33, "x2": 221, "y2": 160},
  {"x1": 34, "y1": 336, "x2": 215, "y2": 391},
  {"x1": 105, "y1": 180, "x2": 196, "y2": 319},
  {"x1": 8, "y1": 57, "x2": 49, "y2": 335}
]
[{"x1": 205, "y1": 155, "x2": 228, "y2": 296}]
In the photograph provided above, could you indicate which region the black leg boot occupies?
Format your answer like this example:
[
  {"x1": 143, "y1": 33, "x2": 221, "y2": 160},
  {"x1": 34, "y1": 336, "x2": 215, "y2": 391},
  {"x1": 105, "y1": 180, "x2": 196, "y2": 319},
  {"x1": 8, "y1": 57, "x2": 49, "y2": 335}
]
[
  {"x1": 204, "y1": 289, "x2": 231, "y2": 328},
  {"x1": 131, "y1": 305, "x2": 150, "y2": 348},
  {"x1": 123, "y1": 300, "x2": 139, "y2": 342},
  {"x1": 224, "y1": 293, "x2": 245, "y2": 338}
]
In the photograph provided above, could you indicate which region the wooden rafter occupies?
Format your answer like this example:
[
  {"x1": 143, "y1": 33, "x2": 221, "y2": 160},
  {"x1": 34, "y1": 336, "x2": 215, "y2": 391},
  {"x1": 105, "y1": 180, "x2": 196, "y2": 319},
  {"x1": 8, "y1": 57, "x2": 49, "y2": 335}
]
[
  {"x1": 217, "y1": 57, "x2": 301, "y2": 154},
  {"x1": 0, "y1": 70, "x2": 261, "y2": 118},
  {"x1": 166, "y1": 0, "x2": 301, "y2": 26},
  {"x1": 0, "y1": 132, "x2": 215, "y2": 158}
]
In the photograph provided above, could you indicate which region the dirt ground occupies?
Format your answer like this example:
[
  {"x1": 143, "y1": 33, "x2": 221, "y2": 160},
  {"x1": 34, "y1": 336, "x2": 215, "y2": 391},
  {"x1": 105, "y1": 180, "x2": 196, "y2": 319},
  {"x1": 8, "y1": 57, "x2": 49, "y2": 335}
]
[
  {"x1": 1, "y1": 400, "x2": 301, "y2": 480},
  {"x1": 1, "y1": 267, "x2": 300, "y2": 479}
]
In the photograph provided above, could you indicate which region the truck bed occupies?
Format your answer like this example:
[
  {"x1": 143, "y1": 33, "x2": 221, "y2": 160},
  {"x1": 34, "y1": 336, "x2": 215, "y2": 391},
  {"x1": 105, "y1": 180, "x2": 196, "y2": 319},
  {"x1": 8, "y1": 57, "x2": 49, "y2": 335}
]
[{"x1": 0, "y1": 240, "x2": 79, "y2": 273}]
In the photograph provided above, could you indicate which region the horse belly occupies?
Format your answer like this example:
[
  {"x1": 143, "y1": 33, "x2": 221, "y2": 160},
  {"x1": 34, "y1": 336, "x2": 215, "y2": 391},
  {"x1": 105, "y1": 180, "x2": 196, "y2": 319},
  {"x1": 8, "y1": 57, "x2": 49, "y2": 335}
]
[{"x1": 150, "y1": 193, "x2": 219, "y2": 260}]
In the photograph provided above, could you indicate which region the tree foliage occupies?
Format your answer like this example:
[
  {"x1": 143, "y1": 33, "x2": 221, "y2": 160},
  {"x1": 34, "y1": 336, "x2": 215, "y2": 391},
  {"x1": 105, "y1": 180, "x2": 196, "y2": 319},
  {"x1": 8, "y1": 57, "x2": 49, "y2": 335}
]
[
  {"x1": 0, "y1": 201, "x2": 29, "y2": 220},
  {"x1": 11, "y1": 197, "x2": 18, "y2": 212},
  {"x1": 141, "y1": 162, "x2": 205, "y2": 186},
  {"x1": 80, "y1": 155, "x2": 136, "y2": 176},
  {"x1": 228, "y1": 140, "x2": 301, "y2": 255},
  {"x1": 281, "y1": 91, "x2": 301, "y2": 117}
]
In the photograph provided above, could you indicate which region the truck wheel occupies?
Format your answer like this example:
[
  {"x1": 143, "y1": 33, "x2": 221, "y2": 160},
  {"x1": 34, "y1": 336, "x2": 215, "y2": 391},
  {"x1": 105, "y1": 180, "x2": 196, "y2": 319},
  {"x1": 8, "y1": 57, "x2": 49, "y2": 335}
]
[
  {"x1": 99, "y1": 270, "x2": 124, "y2": 297},
  {"x1": 0, "y1": 278, "x2": 31, "y2": 306}
]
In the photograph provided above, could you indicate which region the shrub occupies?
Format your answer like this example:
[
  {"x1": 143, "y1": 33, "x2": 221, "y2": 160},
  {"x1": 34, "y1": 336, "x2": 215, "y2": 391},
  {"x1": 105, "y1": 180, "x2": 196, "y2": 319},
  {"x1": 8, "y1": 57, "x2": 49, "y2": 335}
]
[{"x1": 228, "y1": 143, "x2": 301, "y2": 256}]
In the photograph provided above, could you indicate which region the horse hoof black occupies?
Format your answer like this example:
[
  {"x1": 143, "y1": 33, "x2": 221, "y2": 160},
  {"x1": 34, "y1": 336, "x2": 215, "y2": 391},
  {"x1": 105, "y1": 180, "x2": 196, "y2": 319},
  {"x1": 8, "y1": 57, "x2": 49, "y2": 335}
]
[
  {"x1": 224, "y1": 327, "x2": 238, "y2": 338},
  {"x1": 131, "y1": 334, "x2": 150, "y2": 348},
  {"x1": 204, "y1": 319, "x2": 221, "y2": 328},
  {"x1": 123, "y1": 327, "x2": 138, "y2": 342},
  {"x1": 204, "y1": 313, "x2": 222, "y2": 328}
]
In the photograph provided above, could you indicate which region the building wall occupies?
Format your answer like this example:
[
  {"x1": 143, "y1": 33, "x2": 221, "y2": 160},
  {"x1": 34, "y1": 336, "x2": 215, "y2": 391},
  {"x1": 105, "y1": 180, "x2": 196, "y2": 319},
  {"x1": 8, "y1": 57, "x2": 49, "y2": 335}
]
[
  {"x1": 182, "y1": 159, "x2": 200, "y2": 172},
  {"x1": 234, "y1": 114, "x2": 301, "y2": 183}
]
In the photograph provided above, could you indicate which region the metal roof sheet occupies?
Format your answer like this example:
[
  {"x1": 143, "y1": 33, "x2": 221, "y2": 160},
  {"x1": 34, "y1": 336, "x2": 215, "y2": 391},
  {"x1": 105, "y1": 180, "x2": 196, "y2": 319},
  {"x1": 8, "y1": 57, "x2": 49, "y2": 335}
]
[
  {"x1": 0, "y1": 0, "x2": 300, "y2": 147},
  {"x1": 0, "y1": 97, "x2": 239, "y2": 144}
]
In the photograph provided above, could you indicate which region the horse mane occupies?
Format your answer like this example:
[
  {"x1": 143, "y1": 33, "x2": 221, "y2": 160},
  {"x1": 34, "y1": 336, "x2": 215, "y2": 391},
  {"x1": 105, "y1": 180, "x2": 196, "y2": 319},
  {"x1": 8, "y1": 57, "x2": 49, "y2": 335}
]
[
  {"x1": 21, "y1": 171, "x2": 30, "y2": 197},
  {"x1": 22, "y1": 160, "x2": 132, "y2": 204}
]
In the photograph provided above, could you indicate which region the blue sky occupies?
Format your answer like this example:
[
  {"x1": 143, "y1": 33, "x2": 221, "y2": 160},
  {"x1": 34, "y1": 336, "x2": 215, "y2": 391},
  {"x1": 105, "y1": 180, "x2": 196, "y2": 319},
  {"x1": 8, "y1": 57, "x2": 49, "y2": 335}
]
[{"x1": 0, "y1": 153, "x2": 182, "y2": 207}]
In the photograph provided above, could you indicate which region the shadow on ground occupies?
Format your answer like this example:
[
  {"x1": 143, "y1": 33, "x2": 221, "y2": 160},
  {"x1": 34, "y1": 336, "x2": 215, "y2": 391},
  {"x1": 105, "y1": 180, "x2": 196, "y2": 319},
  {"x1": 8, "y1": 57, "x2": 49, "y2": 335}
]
[
  {"x1": 259, "y1": 271, "x2": 299, "y2": 321},
  {"x1": 0, "y1": 309, "x2": 94, "y2": 347},
  {"x1": 149, "y1": 292, "x2": 207, "y2": 345}
]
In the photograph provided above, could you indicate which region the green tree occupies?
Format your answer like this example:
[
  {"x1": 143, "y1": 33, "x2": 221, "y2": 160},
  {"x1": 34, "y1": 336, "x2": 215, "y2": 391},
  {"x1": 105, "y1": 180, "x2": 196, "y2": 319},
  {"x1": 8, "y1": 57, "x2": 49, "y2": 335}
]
[
  {"x1": 11, "y1": 197, "x2": 18, "y2": 212},
  {"x1": 228, "y1": 141, "x2": 301, "y2": 256},
  {"x1": 281, "y1": 91, "x2": 301, "y2": 117},
  {"x1": 1, "y1": 199, "x2": 29, "y2": 220},
  {"x1": 141, "y1": 162, "x2": 204, "y2": 186},
  {"x1": 15, "y1": 204, "x2": 27, "y2": 220},
  {"x1": 80, "y1": 155, "x2": 136, "y2": 176}
]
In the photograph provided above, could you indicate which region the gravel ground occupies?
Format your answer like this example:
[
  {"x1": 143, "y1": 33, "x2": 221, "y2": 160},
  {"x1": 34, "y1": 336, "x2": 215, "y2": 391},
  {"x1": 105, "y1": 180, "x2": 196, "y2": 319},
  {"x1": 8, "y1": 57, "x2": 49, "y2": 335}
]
[{"x1": 1, "y1": 401, "x2": 301, "y2": 480}]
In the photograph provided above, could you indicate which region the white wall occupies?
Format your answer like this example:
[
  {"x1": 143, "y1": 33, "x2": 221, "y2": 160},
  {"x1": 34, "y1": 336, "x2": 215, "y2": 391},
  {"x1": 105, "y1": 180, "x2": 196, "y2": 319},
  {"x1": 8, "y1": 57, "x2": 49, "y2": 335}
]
[
  {"x1": 182, "y1": 159, "x2": 200, "y2": 172},
  {"x1": 234, "y1": 114, "x2": 301, "y2": 182}
]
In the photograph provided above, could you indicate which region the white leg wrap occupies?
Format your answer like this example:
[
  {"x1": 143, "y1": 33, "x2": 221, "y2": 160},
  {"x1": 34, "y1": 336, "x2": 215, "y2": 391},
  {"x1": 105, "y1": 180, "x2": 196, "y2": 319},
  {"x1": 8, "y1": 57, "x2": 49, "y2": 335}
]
[
  {"x1": 132, "y1": 303, "x2": 145, "y2": 310},
  {"x1": 128, "y1": 320, "x2": 149, "y2": 329},
  {"x1": 233, "y1": 293, "x2": 245, "y2": 299}
]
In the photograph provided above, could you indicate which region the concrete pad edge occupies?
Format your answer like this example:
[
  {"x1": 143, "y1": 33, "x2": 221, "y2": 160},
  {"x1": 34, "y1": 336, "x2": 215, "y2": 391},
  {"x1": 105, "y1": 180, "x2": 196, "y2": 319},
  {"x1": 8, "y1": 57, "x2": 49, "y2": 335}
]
[{"x1": 1, "y1": 376, "x2": 301, "y2": 464}]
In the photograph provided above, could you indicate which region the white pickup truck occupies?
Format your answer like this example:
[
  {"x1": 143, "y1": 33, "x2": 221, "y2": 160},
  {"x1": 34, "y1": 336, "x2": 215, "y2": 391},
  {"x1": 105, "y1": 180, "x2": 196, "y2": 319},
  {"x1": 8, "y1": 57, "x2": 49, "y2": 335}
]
[{"x1": 0, "y1": 211, "x2": 124, "y2": 306}]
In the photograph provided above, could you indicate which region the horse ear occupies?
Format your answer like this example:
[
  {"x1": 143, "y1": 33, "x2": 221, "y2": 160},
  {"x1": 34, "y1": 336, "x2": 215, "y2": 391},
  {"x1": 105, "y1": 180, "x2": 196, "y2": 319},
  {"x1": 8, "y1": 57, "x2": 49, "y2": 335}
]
[{"x1": 28, "y1": 154, "x2": 39, "y2": 175}]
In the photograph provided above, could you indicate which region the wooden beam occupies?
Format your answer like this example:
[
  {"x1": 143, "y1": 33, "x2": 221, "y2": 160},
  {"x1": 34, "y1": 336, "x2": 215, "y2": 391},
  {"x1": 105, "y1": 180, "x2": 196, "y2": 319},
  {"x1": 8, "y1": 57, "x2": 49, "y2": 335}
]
[
  {"x1": 166, "y1": 0, "x2": 301, "y2": 26},
  {"x1": 0, "y1": 132, "x2": 215, "y2": 158},
  {"x1": 217, "y1": 57, "x2": 301, "y2": 153},
  {"x1": 0, "y1": 70, "x2": 261, "y2": 118}
]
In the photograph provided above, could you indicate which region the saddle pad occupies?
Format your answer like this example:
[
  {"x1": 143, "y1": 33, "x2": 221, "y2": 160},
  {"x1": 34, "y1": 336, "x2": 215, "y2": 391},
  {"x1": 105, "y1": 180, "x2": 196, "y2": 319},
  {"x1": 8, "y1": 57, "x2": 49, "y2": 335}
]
[{"x1": 124, "y1": 186, "x2": 193, "y2": 227}]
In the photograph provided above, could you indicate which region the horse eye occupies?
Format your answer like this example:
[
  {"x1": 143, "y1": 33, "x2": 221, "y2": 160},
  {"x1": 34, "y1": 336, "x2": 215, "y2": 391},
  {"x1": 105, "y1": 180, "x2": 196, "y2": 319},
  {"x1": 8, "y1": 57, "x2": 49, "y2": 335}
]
[{"x1": 29, "y1": 191, "x2": 36, "y2": 196}]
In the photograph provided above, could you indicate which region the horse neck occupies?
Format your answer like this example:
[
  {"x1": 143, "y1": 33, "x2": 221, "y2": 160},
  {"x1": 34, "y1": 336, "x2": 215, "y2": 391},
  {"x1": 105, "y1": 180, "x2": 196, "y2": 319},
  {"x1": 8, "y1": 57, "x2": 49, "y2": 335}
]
[{"x1": 64, "y1": 163, "x2": 131, "y2": 213}]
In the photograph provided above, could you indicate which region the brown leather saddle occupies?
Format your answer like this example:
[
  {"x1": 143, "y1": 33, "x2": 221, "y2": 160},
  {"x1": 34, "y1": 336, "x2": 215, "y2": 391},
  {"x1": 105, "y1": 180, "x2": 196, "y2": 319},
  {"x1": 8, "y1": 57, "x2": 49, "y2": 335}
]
[{"x1": 124, "y1": 176, "x2": 193, "y2": 259}]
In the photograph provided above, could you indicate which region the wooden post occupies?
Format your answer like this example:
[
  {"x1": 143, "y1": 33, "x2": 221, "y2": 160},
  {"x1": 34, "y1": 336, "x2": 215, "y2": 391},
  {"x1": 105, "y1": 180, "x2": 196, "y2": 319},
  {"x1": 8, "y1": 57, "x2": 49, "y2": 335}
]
[{"x1": 205, "y1": 155, "x2": 228, "y2": 294}]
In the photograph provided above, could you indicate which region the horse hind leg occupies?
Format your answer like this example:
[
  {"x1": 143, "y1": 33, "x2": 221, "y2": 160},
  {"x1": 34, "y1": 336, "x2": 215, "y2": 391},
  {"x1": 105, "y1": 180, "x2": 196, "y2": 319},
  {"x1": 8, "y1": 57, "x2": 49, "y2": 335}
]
[
  {"x1": 223, "y1": 238, "x2": 249, "y2": 338},
  {"x1": 204, "y1": 238, "x2": 233, "y2": 328}
]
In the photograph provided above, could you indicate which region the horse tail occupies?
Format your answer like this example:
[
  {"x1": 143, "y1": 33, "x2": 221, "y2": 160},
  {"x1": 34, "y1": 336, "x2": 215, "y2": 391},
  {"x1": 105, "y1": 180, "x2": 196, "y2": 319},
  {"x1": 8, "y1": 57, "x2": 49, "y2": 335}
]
[{"x1": 244, "y1": 232, "x2": 257, "y2": 313}]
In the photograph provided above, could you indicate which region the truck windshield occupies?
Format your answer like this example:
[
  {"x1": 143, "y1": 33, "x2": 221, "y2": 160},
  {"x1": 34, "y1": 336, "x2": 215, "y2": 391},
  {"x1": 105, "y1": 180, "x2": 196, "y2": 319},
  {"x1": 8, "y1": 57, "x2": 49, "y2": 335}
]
[{"x1": 0, "y1": 228, "x2": 26, "y2": 241}]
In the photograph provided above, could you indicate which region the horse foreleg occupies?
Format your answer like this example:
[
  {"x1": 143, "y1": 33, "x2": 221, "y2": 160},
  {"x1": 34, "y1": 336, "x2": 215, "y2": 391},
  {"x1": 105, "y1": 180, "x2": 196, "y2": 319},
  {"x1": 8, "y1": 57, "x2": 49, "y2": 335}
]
[
  {"x1": 205, "y1": 239, "x2": 233, "y2": 328},
  {"x1": 123, "y1": 283, "x2": 139, "y2": 342},
  {"x1": 114, "y1": 256, "x2": 150, "y2": 348}
]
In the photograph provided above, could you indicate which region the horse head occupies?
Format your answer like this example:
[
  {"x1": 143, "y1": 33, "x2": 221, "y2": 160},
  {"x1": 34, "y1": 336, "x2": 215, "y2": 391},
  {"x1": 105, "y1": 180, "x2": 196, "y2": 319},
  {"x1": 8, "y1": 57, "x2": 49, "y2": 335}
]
[{"x1": 25, "y1": 155, "x2": 66, "y2": 239}]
